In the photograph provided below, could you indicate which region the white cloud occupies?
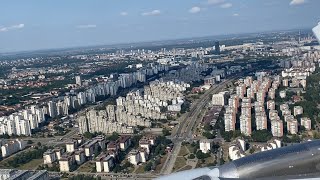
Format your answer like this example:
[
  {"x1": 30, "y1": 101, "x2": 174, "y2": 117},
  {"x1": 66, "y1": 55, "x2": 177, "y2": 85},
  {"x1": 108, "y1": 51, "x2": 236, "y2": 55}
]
[
  {"x1": 120, "y1": 12, "x2": 128, "y2": 16},
  {"x1": 290, "y1": 0, "x2": 306, "y2": 5},
  {"x1": 220, "y1": 3, "x2": 232, "y2": 8},
  {"x1": 76, "y1": 24, "x2": 97, "y2": 29},
  {"x1": 189, "y1": 6, "x2": 201, "y2": 14},
  {"x1": 142, "y1": 10, "x2": 161, "y2": 16},
  {"x1": 233, "y1": 13, "x2": 239, "y2": 16},
  {"x1": 207, "y1": 0, "x2": 225, "y2": 5},
  {"x1": 0, "y1": 23, "x2": 24, "y2": 32}
]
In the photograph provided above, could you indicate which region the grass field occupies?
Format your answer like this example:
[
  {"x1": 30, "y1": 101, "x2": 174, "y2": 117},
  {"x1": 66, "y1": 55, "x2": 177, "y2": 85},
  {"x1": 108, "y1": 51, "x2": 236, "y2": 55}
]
[
  {"x1": 154, "y1": 154, "x2": 168, "y2": 173},
  {"x1": 178, "y1": 146, "x2": 189, "y2": 157},
  {"x1": 135, "y1": 164, "x2": 145, "y2": 174},
  {"x1": 18, "y1": 158, "x2": 42, "y2": 170},
  {"x1": 186, "y1": 144, "x2": 197, "y2": 154},
  {"x1": 172, "y1": 157, "x2": 187, "y2": 172},
  {"x1": 77, "y1": 161, "x2": 95, "y2": 172}
]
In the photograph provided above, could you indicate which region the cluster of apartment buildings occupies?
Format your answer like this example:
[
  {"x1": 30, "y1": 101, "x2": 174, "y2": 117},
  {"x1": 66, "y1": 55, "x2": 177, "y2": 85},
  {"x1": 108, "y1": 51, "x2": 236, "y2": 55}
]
[
  {"x1": 203, "y1": 69, "x2": 225, "y2": 86},
  {"x1": 0, "y1": 139, "x2": 26, "y2": 158},
  {"x1": 220, "y1": 50, "x2": 317, "y2": 138},
  {"x1": 128, "y1": 135, "x2": 157, "y2": 166},
  {"x1": 163, "y1": 63, "x2": 209, "y2": 83},
  {"x1": 95, "y1": 135, "x2": 157, "y2": 172},
  {"x1": 145, "y1": 79, "x2": 189, "y2": 112},
  {"x1": 44, "y1": 135, "x2": 107, "y2": 172},
  {"x1": 0, "y1": 63, "x2": 170, "y2": 137},
  {"x1": 78, "y1": 80, "x2": 189, "y2": 134},
  {"x1": 43, "y1": 133, "x2": 158, "y2": 173},
  {"x1": 0, "y1": 105, "x2": 45, "y2": 136},
  {"x1": 221, "y1": 76, "x2": 279, "y2": 136},
  {"x1": 221, "y1": 74, "x2": 313, "y2": 137}
]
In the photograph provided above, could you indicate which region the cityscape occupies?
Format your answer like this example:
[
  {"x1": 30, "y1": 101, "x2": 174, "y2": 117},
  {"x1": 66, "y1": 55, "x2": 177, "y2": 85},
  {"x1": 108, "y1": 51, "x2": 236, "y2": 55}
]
[{"x1": 1, "y1": 0, "x2": 320, "y2": 180}]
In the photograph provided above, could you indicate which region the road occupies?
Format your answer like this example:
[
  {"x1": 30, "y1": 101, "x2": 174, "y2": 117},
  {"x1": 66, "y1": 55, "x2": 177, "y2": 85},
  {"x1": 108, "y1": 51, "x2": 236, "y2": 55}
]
[
  {"x1": 160, "y1": 77, "x2": 235, "y2": 175},
  {"x1": 23, "y1": 127, "x2": 79, "y2": 146}
]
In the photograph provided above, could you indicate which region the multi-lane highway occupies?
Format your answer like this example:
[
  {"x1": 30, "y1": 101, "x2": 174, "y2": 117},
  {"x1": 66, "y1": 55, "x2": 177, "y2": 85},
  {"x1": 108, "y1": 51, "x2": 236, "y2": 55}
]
[{"x1": 160, "y1": 77, "x2": 235, "y2": 175}]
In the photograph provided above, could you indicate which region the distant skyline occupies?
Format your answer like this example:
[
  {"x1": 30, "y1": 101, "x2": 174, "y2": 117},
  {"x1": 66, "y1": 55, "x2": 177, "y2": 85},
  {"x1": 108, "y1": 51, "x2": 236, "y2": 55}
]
[{"x1": 0, "y1": 0, "x2": 320, "y2": 53}]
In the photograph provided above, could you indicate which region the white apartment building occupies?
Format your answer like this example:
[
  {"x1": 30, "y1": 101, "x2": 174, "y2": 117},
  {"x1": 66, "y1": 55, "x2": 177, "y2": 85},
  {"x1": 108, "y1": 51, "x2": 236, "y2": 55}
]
[
  {"x1": 271, "y1": 120, "x2": 283, "y2": 137},
  {"x1": 240, "y1": 115, "x2": 252, "y2": 136},
  {"x1": 287, "y1": 119, "x2": 298, "y2": 134},
  {"x1": 212, "y1": 92, "x2": 227, "y2": 106},
  {"x1": 224, "y1": 107, "x2": 236, "y2": 132},
  {"x1": 1, "y1": 139, "x2": 26, "y2": 158},
  {"x1": 229, "y1": 139, "x2": 246, "y2": 160},
  {"x1": 255, "y1": 112, "x2": 267, "y2": 130},
  {"x1": 301, "y1": 117, "x2": 312, "y2": 130},
  {"x1": 43, "y1": 149, "x2": 57, "y2": 164},
  {"x1": 199, "y1": 139, "x2": 212, "y2": 153},
  {"x1": 293, "y1": 106, "x2": 303, "y2": 116}
]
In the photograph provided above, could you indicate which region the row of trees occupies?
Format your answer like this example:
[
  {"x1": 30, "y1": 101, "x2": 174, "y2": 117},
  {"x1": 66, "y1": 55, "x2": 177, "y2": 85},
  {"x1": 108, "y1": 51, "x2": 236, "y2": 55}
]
[{"x1": 7, "y1": 146, "x2": 49, "y2": 168}]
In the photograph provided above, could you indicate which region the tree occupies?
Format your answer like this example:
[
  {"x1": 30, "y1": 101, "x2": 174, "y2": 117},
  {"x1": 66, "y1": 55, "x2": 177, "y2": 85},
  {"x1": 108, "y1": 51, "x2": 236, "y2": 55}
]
[
  {"x1": 112, "y1": 164, "x2": 122, "y2": 173},
  {"x1": 162, "y1": 129, "x2": 171, "y2": 136},
  {"x1": 8, "y1": 146, "x2": 48, "y2": 168},
  {"x1": 83, "y1": 132, "x2": 94, "y2": 139},
  {"x1": 203, "y1": 124, "x2": 213, "y2": 131},
  {"x1": 107, "y1": 132, "x2": 119, "y2": 141},
  {"x1": 188, "y1": 154, "x2": 195, "y2": 159},
  {"x1": 221, "y1": 130, "x2": 242, "y2": 142},
  {"x1": 144, "y1": 162, "x2": 153, "y2": 171},
  {"x1": 196, "y1": 150, "x2": 210, "y2": 159},
  {"x1": 202, "y1": 131, "x2": 215, "y2": 139},
  {"x1": 27, "y1": 140, "x2": 33, "y2": 144},
  {"x1": 283, "y1": 134, "x2": 301, "y2": 143},
  {"x1": 251, "y1": 130, "x2": 273, "y2": 142}
]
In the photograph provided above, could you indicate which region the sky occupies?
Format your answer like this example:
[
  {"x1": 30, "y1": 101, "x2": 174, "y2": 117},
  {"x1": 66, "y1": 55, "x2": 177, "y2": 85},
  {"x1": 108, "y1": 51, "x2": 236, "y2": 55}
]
[{"x1": 0, "y1": 0, "x2": 320, "y2": 53}]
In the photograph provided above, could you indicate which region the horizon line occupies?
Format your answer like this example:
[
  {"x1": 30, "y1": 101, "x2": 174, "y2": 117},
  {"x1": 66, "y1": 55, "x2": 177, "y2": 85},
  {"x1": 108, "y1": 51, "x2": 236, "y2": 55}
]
[{"x1": 0, "y1": 26, "x2": 314, "y2": 56}]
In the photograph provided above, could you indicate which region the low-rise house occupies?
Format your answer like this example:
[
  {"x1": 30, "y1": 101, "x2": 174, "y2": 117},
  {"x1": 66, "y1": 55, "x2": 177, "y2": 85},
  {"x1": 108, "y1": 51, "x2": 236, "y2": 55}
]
[
  {"x1": 74, "y1": 149, "x2": 86, "y2": 165},
  {"x1": 139, "y1": 135, "x2": 157, "y2": 154},
  {"x1": 95, "y1": 159, "x2": 103, "y2": 173},
  {"x1": 107, "y1": 141, "x2": 119, "y2": 152},
  {"x1": 261, "y1": 139, "x2": 282, "y2": 152},
  {"x1": 43, "y1": 149, "x2": 57, "y2": 164},
  {"x1": 95, "y1": 154, "x2": 114, "y2": 173},
  {"x1": 139, "y1": 139, "x2": 150, "y2": 154},
  {"x1": 95, "y1": 136, "x2": 106, "y2": 150},
  {"x1": 199, "y1": 139, "x2": 212, "y2": 153},
  {"x1": 59, "y1": 153, "x2": 75, "y2": 172},
  {"x1": 102, "y1": 155, "x2": 114, "y2": 172},
  {"x1": 118, "y1": 135, "x2": 131, "y2": 151},
  {"x1": 139, "y1": 148, "x2": 149, "y2": 163},
  {"x1": 65, "y1": 140, "x2": 78, "y2": 153},
  {"x1": 229, "y1": 139, "x2": 246, "y2": 160},
  {"x1": 83, "y1": 140, "x2": 98, "y2": 158},
  {"x1": 128, "y1": 150, "x2": 140, "y2": 165},
  {"x1": 73, "y1": 136, "x2": 84, "y2": 145},
  {"x1": 54, "y1": 147, "x2": 63, "y2": 160}
]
